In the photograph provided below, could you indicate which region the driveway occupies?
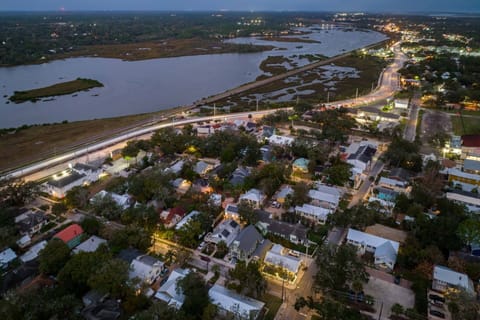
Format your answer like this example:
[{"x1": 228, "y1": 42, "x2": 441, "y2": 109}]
[{"x1": 363, "y1": 274, "x2": 415, "y2": 320}]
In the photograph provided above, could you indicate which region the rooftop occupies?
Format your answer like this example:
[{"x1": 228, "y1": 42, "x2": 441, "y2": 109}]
[
  {"x1": 73, "y1": 236, "x2": 107, "y2": 254},
  {"x1": 209, "y1": 284, "x2": 265, "y2": 318},
  {"x1": 47, "y1": 171, "x2": 86, "y2": 188},
  {"x1": 433, "y1": 265, "x2": 474, "y2": 293},
  {"x1": 234, "y1": 225, "x2": 263, "y2": 252},
  {"x1": 54, "y1": 224, "x2": 84, "y2": 244}
]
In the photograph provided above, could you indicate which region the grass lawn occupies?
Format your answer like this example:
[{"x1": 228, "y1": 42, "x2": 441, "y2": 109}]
[
  {"x1": 451, "y1": 115, "x2": 480, "y2": 135},
  {"x1": 261, "y1": 293, "x2": 283, "y2": 320},
  {"x1": 10, "y1": 78, "x2": 103, "y2": 103},
  {"x1": 0, "y1": 108, "x2": 184, "y2": 173}
]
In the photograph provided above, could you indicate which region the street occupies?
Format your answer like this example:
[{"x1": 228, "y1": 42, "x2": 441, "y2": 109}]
[{"x1": 403, "y1": 91, "x2": 421, "y2": 142}]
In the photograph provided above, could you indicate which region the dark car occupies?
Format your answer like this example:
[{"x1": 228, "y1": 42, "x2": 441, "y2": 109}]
[
  {"x1": 428, "y1": 294, "x2": 445, "y2": 303},
  {"x1": 429, "y1": 310, "x2": 445, "y2": 319},
  {"x1": 394, "y1": 275, "x2": 401, "y2": 284}
]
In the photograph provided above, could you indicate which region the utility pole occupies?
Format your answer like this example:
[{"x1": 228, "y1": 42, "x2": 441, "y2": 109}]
[
  {"x1": 327, "y1": 91, "x2": 330, "y2": 104},
  {"x1": 355, "y1": 88, "x2": 359, "y2": 104},
  {"x1": 214, "y1": 103, "x2": 216, "y2": 117},
  {"x1": 256, "y1": 99, "x2": 259, "y2": 112}
]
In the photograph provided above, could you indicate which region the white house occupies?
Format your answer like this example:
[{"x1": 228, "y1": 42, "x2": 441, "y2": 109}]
[
  {"x1": 347, "y1": 144, "x2": 377, "y2": 176},
  {"x1": 16, "y1": 235, "x2": 32, "y2": 248},
  {"x1": 394, "y1": 99, "x2": 409, "y2": 110},
  {"x1": 91, "y1": 190, "x2": 132, "y2": 209},
  {"x1": 239, "y1": 189, "x2": 266, "y2": 208},
  {"x1": 20, "y1": 240, "x2": 47, "y2": 263},
  {"x1": 446, "y1": 190, "x2": 480, "y2": 213},
  {"x1": 308, "y1": 189, "x2": 340, "y2": 210},
  {"x1": 225, "y1": 204, "x2": 239, "y2": 221},
  {"x1": 155, "y1": 268, "x2": 191, "y2": 309},
  {"x1": 347, "y1": 228, "x2": 400, "y2": 271},
  {"x1": 129, "y1": 255, "x2": 165, "y2": 285},
  {"x1": 378, "y1": 177, "x2": 409, "y2": 193},
  {"x1": 206, "y1": 219, "x2": 241, "y2": 247},
  {"x1": 166, "y1": 160, "x2": 185, "y2": 175},
  {"x1": 175, "y1": 210, "x2": 201, "y2": 230},
  {"x1": 267, "y1": 134, "x2": 294, "y2": 146},
  {"x1": 0, "y1": 248, "x2": 17, "y2": 269},
  {"x1": 295, "y1": 204, "x2": 332, "y2": 224},
  {"x1": 209, "y1": 284, "x2": 265, "y2": 320},
  {"x1": 44, "y1": 163, "x2": 102, "y2": 198},
  {"x1": 432, "y1": 265, "x2": 475, "y2": 295},
  {"x1": 73, "y1": 235, "x2": 107, "y2": 254},
  {"x1": 264, "y1": 244, "x2": 302, "y2": 279}
]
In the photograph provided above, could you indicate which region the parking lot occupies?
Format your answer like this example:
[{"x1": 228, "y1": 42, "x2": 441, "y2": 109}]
[{"x1": 363, "y1": 274, "x2": 415, "y2": 319}]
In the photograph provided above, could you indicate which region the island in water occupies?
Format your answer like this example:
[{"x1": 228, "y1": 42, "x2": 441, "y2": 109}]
[{"x1": 9, "y1": 78, "x2": 104, "y2": 103}]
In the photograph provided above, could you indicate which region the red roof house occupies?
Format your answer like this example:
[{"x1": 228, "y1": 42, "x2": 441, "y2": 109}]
[
  {"x1": 462, "y1": 135, "x2": 480, "y2": 148},
  {"x1": 54, "y1": 224, "x2": 84, "y2": 249},
  {"x1": 162, "y1": 207, "x2": 186, "y2": 228}
]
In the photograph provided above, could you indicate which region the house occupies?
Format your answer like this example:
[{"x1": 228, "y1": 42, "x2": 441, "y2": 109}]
[
  {"x1": 264, "y1": 244, "x2": 302, "y2": 282},
  {"x1": 461, "y1": 134, "x2": 480, "y2": 157},
  {"x1": 82, "y1": 296, "x2": 121, "y2": 320},
  {"x1": 175, "y1": 210, "x2": 201, "y2": 230},
  {"x1": 91, "y1": 190, "x2": 132, "y2": 209},
  {"x1": 0, "y1": 248, "x2": 17, "y2": 269},
  {"x1": 20, "y1": 240, "x2": 47, "y2": 263},
  {"x1": 432, "y1": 265, "x2": 475, "y2": 295},
  {"x1": 16, "y1": 235, "x2": 31, "y2": 248},
  {"x1": 53, "y1": 224, "x2": 84, "y2": 249},
  {"x1": 239, "y1": 189, "x2": 266, "y2": 208},
  {"x1": 194, "y1": 161, "x2": 213, "y2": 176},
  {"x1": 172, "y1": 178, "x2": 192, "y2": 195},
  {"x1": 378, "y1": 177, "x2": 410, "y2": 193},
  {"x1": 446, "y1": 190, "x2": 480, "y2": 213},
  {"x1": 256, "y1": 211, "x2": 308, "y2": 245},
  {"x1": 308, "y1": 189, "x2": 340, "y2": 210},
  {"x1": 160, "y1": 207, "x2": 186, "y2": 228},
  {"x1": 15, "y1": 209, "x2": 49, "y2": 236},
  {"x1": 209, "y1": 193, "x2": 222, "y2": 207},
  {"x1": 262, "y1": 126, "x2": 275, "y2": 138},
  {"x1": 155, "y1": 268, "x2": 191, "y2": 309},
  {"x1": 394, "y1": 99, "x2": 409, "y2": 109},
  {"x1": 117, "y1": 248, "x2": 142, "y2": 264},
  {"x1": 225, "y1": 204, "x2": 240, "y2": 221},
  {"x1": 292, "y1": 158, "x2": 310, "y2": 173},
  {"x1": 129, "y1": 255, "x2": 165, "y2": 285},
  {"x1": 245, "y1": 122, "x2": 258, "y2": 133},
  {"x1": 295, "y1": 204, "x2": 332, "y2": 224},
  {"x1": 196, "y1": 125, "x2": 214, "y2": 135},
  {"x1": 166, "y1": 160, "x2": 185, "y2": 175},
  {"x1": 463, "y1": 158, "x2": 480, "y2": 175},
  {"x1": 347, "y1": 144, "x2": 377, "y2": 176},
  {"x1": 229, "y1": 166, "x2": 251, "y2": 186},
  {"x1": 346, "y1": 228, "x2": 400, "y2": 271},
  {"x1": 275, "y1": 185, "x2": 293, "y2": 204},
  {"x1": 364, "y1": 224, "x2": 407, "y2": 244},
  {"x1": 445, "y1": 167, "x2": 480, "y2": 191},
  {"x1": 44, "y1": 171, "x2": 87, "y2": 198},
  {"x1": 267, "y1": 134, "x2": 294, "y2": 146},
  {"x1": 71, "y1": 163, "x2": 102, "y2": 182},
  {"x1": 73, "y1": 235, "x2": 107, "y2": 254},
  {"x1": 260, "y1": 145, "x2": 273, "y2": 163},
  {"x1": 209, "y1": 284, "x2": 265, "y2": 320},
  {"x1": 388, "y1": 167, "x2": 415, "y2": 183},
  {"x1": 206, "y1": 219, "x2": 241, "y2": 246},
  {"x1": 230, "y1": 225, "x2": 263, "y2": 261}
]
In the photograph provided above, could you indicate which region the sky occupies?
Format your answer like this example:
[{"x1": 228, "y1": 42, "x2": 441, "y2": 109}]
[{"x1": 0, "y1": 0, "x2": 479, "y2": 13}]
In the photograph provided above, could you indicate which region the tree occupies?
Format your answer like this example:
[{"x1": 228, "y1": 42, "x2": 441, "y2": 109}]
[
  {"x1": 174, "y1": 248, "x2": 192, "y2": 268},
  {"x1": 80, "y1": 216, "x2": 103, "y2": 235},
  {"x1": 447, "y1": 290, "x2": 480, "y2": 320},
  {"x1": 237, "y1": 200, "x2": 257, "y2": 225},
  {"x1": 0, "y1": 178, "x2": 40, "y2": 206},
  {"x1": 65, "y1": 186, "x2": 90, "y2": 209},
  {"x1": 391, "y1": 303, "x2": 404, "y2": 316},
  {"x1": 121, "y1": 140, "x2": 141, "y2": 159},
  {"x1": 323, "y1": 162, "x2": 352, "y2": 186},
  {"x1": 87, "y1": 258, "x2": 130, "y2": 298},
  {"x1": 110, "y1": 225, "x2": 152, "y2": 253},
  {"x1": 456, "y1": 218, "x2": 480, "y2": 246},
  {"x1": 228, "y1": 260, "x2": 266, "y2": 299},
  {"x1": 51, "y1": 202, "x2": 68, "y2": 216},
  {"x1": 291, "y1": 182, "x2": 310, "y2": 206},
  {"x1": 58, "y1": 249, "x2": 111, "y2": 293},
  {"x1": 39, "y1": 239, "x2": 71, "y2": 275},
  {"x1": 314, "y1": 244, "x2": 369, "y2": 293},
  {"x1": 177, "y1": 272, "x2": 212, "y2": 320},
  {"x1": 133, "y1": 301, "x2": 181, "y2": 320},
  {"x1": 89, "y1": 193, "x2": 124, "y2": 220}
]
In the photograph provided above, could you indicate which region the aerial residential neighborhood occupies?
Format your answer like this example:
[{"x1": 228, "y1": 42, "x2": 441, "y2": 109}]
[{"x1": 1, "y1": 5, "x2": 480, "y2": 320}]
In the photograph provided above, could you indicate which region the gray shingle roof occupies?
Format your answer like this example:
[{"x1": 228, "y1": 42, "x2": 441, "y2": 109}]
[{"x1": 234, "y1": 225, "x2": 262, "y2": 252}]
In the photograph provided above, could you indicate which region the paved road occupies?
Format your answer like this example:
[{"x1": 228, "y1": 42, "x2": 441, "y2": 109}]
[
  {"x1": 403, "y1": 92, "x2": 421, "y2": 142},
  {"x1": 348, "y1": 159, "x2": 385, "y2": 209}
]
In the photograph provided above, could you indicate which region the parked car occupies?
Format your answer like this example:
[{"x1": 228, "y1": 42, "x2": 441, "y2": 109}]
[
  {"x1": 429, "y1": 310, "x2": 445, "y2": 319},
  {"x1": 428, "y1": 294, "x2": 445, "y2": 304},
  {"x1": 394, "y1": 275, "x2": 401, "y2": 284}
]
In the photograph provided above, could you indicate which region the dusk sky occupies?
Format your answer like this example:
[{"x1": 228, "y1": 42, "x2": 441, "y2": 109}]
[{"x1": 1, "y1": 0, "x2": 479, "y2": 13}]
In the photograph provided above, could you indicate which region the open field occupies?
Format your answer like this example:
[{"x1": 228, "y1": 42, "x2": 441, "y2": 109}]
[
  {"x1": 54, "y1": 38, "x2": 273, "y2": 62},
  {"x1": 0, "y1": 110, "x2": 178, "y2": 172},
  {"x1": 451, "y1": 115, "x2": 480, "y2": 135},
  {"x1": 9, "y1": 78, "x2": 103, "y2": 103}
]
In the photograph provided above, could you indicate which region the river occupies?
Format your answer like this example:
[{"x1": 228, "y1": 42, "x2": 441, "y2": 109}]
[{"x1": 0, "y1": 26, "x2": 387, "y2": 128}]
